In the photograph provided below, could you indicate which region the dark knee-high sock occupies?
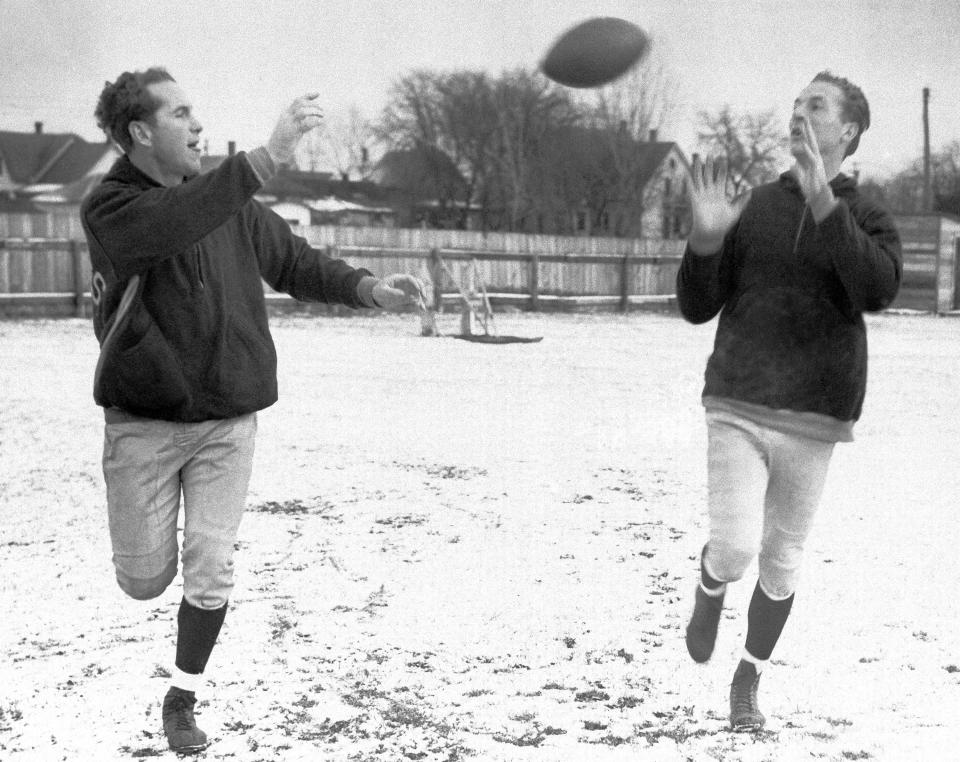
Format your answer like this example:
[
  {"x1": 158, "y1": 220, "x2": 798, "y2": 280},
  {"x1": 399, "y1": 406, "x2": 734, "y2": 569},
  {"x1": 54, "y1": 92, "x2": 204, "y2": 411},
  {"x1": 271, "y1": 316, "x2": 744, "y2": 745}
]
[
  {"x1": 175, "y1": 597, "x2": 228, "y2": 677},
  {"x1": 744, "y1": 582, "x2": 794, "y2": 663}
]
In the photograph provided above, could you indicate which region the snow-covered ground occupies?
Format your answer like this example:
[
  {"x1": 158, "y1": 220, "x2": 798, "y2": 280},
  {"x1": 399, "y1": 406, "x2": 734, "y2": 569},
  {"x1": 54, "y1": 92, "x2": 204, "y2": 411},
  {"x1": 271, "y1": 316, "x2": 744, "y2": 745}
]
[{"x1": 1, "y1": 310, "x2": 958, "y2": 761}]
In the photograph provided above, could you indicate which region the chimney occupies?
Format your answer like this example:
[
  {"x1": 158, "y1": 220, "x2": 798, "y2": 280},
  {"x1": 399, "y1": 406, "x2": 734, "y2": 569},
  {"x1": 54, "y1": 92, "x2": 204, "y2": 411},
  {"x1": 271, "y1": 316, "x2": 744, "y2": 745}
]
[
  {"x1": 648, "y1": 128, "x2": 658, "y2": 142},
  {"x1": 34, "y1": 121, "x2": 43, "y2": 134},
  {"x1": 228, "y1": 140, "x2": 236, "y2": 157}
]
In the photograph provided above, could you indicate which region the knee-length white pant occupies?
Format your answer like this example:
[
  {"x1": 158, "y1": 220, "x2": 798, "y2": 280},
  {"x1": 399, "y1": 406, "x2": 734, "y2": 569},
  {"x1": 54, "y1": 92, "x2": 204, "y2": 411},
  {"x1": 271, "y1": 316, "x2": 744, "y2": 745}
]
[
  {"x1": 704, "y1": 408, "x2": 835, "y2": 599},
  {"x1": 102, "y1": 409, "x2": 257, "y2": 610}
]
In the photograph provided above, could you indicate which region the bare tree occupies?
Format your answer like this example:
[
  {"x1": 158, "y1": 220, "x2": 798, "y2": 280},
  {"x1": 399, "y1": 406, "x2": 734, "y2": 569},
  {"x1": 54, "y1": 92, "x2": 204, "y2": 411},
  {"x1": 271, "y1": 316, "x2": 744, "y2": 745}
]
[
  {"x1": 697, "y1": 105, "x2": 788, "y2": 194},
  {"x1": 375, "y1": 70, "x2": 503, "y2": 226},
  {"x1": 934, "y1": 140, "x2": 960, "y2": 214},
  {"x1": 577, "y1": 46, "x2": 682, "y2": 235},
  {"x1": 432, "y1": 71, "x2": 501, "y2": 227},
  {"x1": 489, "y1": 69, "x2": 581, "y2": 232},
  {"x1": 371, "y1": 56, "x2": 681, "y2": 235},
  {"x1": 375, "y1": 67, "x2": 582, "y2": 231},
  {"x1": 296, "y1": 105, "x2": 378, "y2": 179},
  {"x1": 587, "y1": 44, "x2": 680, "y2": 141},
  {"x1": 881, "y1": 141, "x2": 960, "y2": 214}
]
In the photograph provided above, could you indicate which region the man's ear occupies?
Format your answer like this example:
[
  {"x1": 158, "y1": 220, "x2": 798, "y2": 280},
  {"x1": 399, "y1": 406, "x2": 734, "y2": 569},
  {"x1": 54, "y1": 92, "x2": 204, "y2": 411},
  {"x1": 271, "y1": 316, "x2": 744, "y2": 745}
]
[
  {"x1": 129, "y1": 120, "x2": 151, "y2": 148},
  {"x1": 841, "y1": 121, "x2": 859, "y2": 145}
]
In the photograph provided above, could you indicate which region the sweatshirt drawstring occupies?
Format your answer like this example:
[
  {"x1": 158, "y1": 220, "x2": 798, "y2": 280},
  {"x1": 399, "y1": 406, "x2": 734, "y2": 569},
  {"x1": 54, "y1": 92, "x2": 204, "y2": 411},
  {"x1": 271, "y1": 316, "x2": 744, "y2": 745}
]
[{"x1": 793, "y1": 205, "x2": 808, "y2": 256}]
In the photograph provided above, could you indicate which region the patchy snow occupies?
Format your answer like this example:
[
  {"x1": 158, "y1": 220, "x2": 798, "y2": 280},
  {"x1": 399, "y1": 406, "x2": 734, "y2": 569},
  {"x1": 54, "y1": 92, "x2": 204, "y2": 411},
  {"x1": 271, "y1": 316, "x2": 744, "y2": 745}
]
[{"x1": 1, "y1": 310, "x2": 959, "y2": 761}]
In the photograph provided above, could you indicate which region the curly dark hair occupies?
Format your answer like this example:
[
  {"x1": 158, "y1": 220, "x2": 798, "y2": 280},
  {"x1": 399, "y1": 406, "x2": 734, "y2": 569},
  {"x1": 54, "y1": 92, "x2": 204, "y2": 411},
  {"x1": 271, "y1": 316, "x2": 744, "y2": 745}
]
[
  {"x1": 94, "y1": 67, "x2": 176, "y2": 152},
  {"x1": 812, "y1": 71, "x2": 870, "y2": 157}
]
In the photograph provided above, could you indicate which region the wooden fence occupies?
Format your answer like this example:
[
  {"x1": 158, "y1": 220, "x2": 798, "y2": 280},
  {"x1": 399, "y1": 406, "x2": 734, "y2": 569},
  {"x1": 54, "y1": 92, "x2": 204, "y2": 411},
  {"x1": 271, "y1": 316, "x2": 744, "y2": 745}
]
[
  {"x1": 890, "y1": 214, "x2": 960, "y2": 312},
  {"x1": 0, "y1": 216, "x2": 686, "y2": 318},
  {"x1": 3, "y1": 211, "x2": 958, "y2": 317},
  {"x1": 0, "y1": 238, "x2": 91, "y2": 317}
]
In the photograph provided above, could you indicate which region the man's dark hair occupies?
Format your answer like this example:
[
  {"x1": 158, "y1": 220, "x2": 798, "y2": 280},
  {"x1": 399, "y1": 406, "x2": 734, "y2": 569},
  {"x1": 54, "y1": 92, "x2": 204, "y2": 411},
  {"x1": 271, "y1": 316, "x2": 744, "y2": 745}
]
[
  {"x1": 812, "y1": 70, "x2": 870, "y2": 157},
  {"x1": 95, "y1": 67, "x2": 176, "y2": 153}
]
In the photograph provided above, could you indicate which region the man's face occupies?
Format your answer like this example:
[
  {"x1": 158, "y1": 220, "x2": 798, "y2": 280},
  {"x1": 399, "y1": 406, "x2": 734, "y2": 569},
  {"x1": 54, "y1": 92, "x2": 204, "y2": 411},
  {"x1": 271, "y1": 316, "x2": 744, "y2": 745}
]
[
  {"x1": 136, "y1": 80, "x2": 203, "y2": 183},
  {"x1": 789, "y1": 80, "x2": 852, "y2": 160}
]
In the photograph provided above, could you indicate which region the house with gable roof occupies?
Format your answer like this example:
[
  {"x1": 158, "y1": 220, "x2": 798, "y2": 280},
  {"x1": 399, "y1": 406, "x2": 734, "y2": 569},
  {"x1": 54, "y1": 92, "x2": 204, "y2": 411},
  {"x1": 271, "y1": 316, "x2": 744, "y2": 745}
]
[
  {"x1": 199, "y1": 142, "x2": 397, "y2": 228},
  {"x1": 529, "y1": 126, "x2": 691, "y2": 239},
  {"x1": 369, "y1": 131, "x2": 689, "y2": 238},
  {"x1": 0, "y1": 123, "x2": 120, "y2": 212}
]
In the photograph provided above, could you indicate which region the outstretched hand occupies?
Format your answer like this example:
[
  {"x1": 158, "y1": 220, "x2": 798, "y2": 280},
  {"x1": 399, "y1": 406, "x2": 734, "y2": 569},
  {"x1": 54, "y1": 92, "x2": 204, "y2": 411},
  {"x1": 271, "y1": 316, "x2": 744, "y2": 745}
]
[
  {"x1": 372, "y1": 274, "x2": 427, "y2": 311},
  {"x1": 686, "y1": 155, "x2": 750, "y2": 256},
  {"x1": 266, "y1": 93, "x2": 324, "y2": 166}
]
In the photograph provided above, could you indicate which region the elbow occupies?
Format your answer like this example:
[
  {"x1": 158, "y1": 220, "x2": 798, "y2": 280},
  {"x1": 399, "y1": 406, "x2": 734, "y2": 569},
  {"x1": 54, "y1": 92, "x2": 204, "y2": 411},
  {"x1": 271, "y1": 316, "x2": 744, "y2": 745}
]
[
  {"x1": 684, "y1": 311, "x2": 718, "y2": 325},
  {"x1": 858, "y1": 277, "x2": 901, "y2": 313},
  {"x1": 677, "y1": 297, "x2": 717, "y2": 324}
]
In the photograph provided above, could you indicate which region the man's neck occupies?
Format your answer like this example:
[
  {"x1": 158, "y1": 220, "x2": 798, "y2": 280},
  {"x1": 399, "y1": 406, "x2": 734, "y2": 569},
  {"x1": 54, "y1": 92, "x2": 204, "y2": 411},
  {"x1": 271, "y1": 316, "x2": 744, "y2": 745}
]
[
  {"x1": 128, "y1": 150, "x2": 181, "y2": 187},
  {"x1": 820, "y1": 152, "x2": 844, "y2": 183}
]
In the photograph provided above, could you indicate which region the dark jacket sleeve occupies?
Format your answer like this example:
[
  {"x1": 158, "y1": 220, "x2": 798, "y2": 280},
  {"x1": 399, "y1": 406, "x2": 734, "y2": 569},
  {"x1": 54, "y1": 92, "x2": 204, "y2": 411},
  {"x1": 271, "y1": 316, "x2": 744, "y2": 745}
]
[
  {"x1": 815, "y1": 199, "x2": 902, "y2": 312},
  {"x1": 249, "y1": 202, "x2": 373, "y2": 308},
  {"x1": 676, "y1": 224, "x2": 738, "y2": 324},
  {"x1": 82, "y1": 152, "x2": 267, "y2": 280}
]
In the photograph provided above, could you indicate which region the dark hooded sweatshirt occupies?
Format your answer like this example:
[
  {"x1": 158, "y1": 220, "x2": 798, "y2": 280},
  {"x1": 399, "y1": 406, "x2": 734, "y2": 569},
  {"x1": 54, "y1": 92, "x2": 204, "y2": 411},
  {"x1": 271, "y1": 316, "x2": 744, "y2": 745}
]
[
  {"x1": 81, "y1": 148, "x2": 375, "y2": 422},
  {"x1": 676, "y1": 171, "x2": 902, "y2": 431}
]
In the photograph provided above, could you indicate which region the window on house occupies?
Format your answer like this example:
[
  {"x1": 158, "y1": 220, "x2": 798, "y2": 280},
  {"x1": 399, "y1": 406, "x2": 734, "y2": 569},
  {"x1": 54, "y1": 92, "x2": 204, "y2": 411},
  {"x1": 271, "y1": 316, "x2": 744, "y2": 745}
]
[
  {"x1": 664, "y1": 177, "x2": 672, "y2": 196},
  {"x1": 576, "y1": 211, "x2": 587, "y2": 231}
]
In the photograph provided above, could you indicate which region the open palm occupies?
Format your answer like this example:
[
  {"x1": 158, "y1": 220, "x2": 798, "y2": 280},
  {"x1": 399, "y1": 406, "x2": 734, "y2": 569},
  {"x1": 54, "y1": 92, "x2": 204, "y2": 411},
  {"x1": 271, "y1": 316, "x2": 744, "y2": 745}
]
[{"x1": 686, "y1": 156, "x2": 750, "y2": 255}]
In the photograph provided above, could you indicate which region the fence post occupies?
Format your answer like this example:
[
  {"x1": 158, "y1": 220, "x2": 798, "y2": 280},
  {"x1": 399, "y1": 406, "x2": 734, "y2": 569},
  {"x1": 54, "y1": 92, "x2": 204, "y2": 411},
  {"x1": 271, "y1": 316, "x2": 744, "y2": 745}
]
[
  {"x1": 619, "y1": 253, "x2": 630, "y2": 312},
  {"x1": 428, "y1": 248, "x2": 443, "y2": 311},
  {"x1": 71, "y1": 239, "x2": 87, "y2": 317},
  {"x1": 529, "y1": 253, "x2": 539, "y2": 312}
]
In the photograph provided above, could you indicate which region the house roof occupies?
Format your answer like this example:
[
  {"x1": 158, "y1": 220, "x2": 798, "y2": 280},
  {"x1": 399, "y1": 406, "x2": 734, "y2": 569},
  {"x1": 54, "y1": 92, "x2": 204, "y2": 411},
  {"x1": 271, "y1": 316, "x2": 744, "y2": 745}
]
[
  {"x1": 30, "y1": 173, "x2": 105, "y2": 204},
  {"x1": 0, "y1": 130, "x2": 117, "y2": 186},
  {"x1": 261, "y1": 168, "x2": 337, "y2": 199},
  {"x1": 305, "y1": 196, "x2": 394, "y2": 214},
  {"x1": 547, "y1": 126, "x2": 683, "y2": 189},
  {"x1": 0, "y1": 194, "x2": 43, "y2": 213},
  {"x1": 633, "y1": 142, "x2": 683, "y2": 187},
  {"x1": 200, "y1": 154, "x2": 228, "y2": 173},
  {"x1": 371, "y1": 146, "x2": 467, "y2": 197}
]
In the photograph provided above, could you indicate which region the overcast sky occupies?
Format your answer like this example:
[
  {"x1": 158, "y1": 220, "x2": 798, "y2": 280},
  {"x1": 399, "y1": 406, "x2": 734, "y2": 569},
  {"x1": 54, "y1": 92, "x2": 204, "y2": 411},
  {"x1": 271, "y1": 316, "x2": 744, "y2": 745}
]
[{"x1": 1, "y1": 0, "x2": 956, "y2": 180}]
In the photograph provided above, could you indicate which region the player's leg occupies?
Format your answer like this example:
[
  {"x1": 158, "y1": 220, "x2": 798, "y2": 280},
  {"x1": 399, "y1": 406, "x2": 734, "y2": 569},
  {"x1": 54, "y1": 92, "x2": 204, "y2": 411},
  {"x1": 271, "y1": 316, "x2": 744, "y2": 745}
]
[
  {"x1": 687, "y1": 409, "x2": 768, "y2": 663},
  {"x1": 730, "y1": 430, "x2": 834, "y2": 731},
  {"x1": 102, "y1": 411, "x2": 186, "y2": 601},
  {"x1": 162, "y1": 413, "x2": 257, "y2": 752}
]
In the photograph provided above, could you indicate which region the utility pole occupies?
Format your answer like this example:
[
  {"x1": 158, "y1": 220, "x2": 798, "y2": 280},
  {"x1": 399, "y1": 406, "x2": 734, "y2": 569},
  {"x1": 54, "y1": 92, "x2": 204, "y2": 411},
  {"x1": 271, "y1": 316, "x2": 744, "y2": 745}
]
[{"x1": 922, "y1": 87, "x2": 932, "y2": 213}]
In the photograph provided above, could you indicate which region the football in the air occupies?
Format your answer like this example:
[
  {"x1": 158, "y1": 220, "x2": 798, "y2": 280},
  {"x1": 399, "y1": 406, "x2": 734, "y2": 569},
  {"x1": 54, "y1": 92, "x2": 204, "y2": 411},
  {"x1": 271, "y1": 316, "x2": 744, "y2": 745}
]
[{"x1": 540, "y1": 17, "x2": 649, "y2": 88}]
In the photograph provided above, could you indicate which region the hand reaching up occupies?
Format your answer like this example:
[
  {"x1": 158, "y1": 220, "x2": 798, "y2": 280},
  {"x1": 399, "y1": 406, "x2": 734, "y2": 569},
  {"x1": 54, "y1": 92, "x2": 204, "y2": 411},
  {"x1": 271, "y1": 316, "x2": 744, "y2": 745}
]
[
  {"x1": 790, "y1": 114, "x2": 837, "y2": 222},
  {"x1": 266, "y1": 93, "x2": 324, "y2": 167},
  {"x1": 686, "y1": 155, "x2": 751, "y2": 256}
]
